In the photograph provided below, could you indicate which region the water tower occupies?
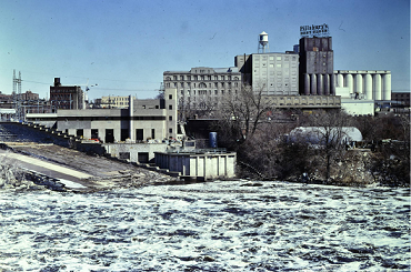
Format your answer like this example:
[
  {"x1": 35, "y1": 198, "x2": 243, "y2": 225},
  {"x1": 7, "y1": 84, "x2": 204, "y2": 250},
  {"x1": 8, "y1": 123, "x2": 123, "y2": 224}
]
[{"x1": 258, "y1": 31, "x2": 270, "y2": 53}]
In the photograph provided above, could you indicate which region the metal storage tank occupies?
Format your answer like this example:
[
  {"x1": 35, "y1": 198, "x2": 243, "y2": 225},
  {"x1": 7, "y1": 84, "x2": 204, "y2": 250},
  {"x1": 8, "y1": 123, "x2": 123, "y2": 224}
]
[
  {"x1": 258, "y1": 31, "x2": 269, "y2": 53},
  {"x1": 209, "y1": 132, "x2": 218, "y2": 148},
  {"x1": 363, "y1": 73, "x2": 372, "y2": 100},
  {"x1": 323, "y1": 74, "x2": 330, "y2": 95},
  {"x1": 382, "y1": 73, "x2": 391, "y2": 100},
  {"x1": 317, "y1": 74, "x2": 323, "y2": 95},
  {"x1": 304, "y1": 73, "x2": 310, "y2": 95},
  {"x1": 330, "y1": 74, "x2": 335, "y2": 95},
  {"x1": 310, "y1": 74, "x2": 317, "y2": 95},
  {"x1": 354, "y1": 74, "x2": 363, "y2": 95},
  {"x1": 372, "y1": 74, "x2": 382, "y2": 100}
]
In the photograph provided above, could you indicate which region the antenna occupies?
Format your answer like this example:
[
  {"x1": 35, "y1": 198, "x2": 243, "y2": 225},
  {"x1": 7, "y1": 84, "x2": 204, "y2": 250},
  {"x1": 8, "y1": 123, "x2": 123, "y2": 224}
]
[
  {"x1": 258, "y1": 31, "x2": 270, "y2": 53},
  {"x1": 13, "y1": 70, "x2": 22, "y2": 121}
]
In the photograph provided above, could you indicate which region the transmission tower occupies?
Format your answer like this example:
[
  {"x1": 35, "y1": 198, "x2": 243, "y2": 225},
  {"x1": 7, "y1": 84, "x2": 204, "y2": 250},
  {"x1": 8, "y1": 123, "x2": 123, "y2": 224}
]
[{"x1": 13, "y1": 70, "x2": 22, "y2": 121}]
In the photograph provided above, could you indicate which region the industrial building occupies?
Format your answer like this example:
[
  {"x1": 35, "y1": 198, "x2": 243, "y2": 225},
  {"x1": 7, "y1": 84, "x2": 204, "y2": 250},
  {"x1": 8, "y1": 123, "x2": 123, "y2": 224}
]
[
  {"x1": 334, "y1": 70, "x2": 391, "y2": 101},
  {"x1": 100, "y1": 95, "x2": 133, "y2": 109},
  {"x1": 50, "y1": 78, "x2": 85, "y2": 111},
  {"x1": 333, "y1": 70, "x2": 392, "y2": 115},
  {"x1": 163, "y1": 67, "x2": 242, "y2": 116},
  {"x1": 391, "y1": 91, "x2": 410, "y2": 107},
  {"x1": 27, "y1": 88, "x2": 181, "y2": 143},
  {"x1": 234, "y1": 52, "x2": 299, "y2": 95},
  {"x1": 299, "y1": 37, "x2": 335, "y2": 96}
]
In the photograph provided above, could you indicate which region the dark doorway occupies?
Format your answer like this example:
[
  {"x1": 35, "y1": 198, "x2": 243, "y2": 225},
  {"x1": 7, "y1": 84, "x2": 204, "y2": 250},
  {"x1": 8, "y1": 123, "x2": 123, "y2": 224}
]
[
  {"x1": 136, "y1": 129, "x2": 143, "y2": 141},
  {"x1": 121, "y1": 129, "x2": 129, "y2": 141},
  {"x1": 106, "y1": 129, "x2": 114, "y2": 143},
  {"x1": 76, "y1": 129, "x2": 84, "y2": 138},
  {"x1": 91, "y1": 129, "x2": 98, "y2": 139}
]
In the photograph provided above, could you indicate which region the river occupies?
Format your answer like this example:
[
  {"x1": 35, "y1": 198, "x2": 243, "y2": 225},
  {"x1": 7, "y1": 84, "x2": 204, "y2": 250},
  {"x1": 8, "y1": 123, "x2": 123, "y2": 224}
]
[{"x1": 0, "y1": 180, "x2": 409, "y2": 271}]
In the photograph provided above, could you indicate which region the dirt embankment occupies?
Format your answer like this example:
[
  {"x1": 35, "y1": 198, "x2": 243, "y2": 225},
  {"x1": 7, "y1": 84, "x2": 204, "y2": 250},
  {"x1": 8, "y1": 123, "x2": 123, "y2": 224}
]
[{"x1": 0, "y1": 142, "x2": 178, "y2": 192}]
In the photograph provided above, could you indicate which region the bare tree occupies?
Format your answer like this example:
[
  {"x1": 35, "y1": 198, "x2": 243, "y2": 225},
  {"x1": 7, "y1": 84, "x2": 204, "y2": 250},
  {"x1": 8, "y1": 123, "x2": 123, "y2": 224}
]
[
  {"x1": 307, "y1": 110, "x2": 351, "y2": 181},
  {"x1": 216, "y1": 83, "x2": 270, "y2": 145}
]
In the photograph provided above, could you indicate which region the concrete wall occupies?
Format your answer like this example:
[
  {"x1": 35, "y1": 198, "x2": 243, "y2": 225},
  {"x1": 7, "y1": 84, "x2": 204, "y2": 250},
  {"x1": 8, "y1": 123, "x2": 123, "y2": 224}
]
[
  {"x1": 104, "y1": 143, "x2": 168, "y2": 163},
  {"x1": 340, "y1": 99, "x2": 375, "y2": 116},
  {"x1": 262, "y1": 95, "x2": 341, "y2": 108},
  {"x1": 155, "y1": 151, "x2": 237, "y2": 180}
]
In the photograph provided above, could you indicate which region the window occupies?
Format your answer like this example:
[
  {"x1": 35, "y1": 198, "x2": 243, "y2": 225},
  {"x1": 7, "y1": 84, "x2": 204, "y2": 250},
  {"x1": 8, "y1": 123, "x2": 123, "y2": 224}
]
[
  {"x1": 119, "y1": 152, "x2": 130, "y2": 160},
  {"x1": 151, "y1": 129, "x2": 155, "y2": 139},
  {"x1": 138, "y1": 152, "x2": 149, "y2": 163},
  {"x1": 169, "y1": 116, "x2": 172, "y2": 121},
  {"x1": 169, "y1": 94, "x2": 172, "y2": 99},
  {"x1": 169, "y1": 105, "x2": 172, "y2": 110},
  {"x1": 169, "y1": 128, "x2": 173, "y2": 134}
]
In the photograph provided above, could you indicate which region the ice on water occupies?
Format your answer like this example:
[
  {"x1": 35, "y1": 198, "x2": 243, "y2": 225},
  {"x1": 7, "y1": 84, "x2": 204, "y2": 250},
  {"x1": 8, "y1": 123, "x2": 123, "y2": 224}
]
[{"x1": 0, "y1": 180, "x2": 409, "y2": 271}]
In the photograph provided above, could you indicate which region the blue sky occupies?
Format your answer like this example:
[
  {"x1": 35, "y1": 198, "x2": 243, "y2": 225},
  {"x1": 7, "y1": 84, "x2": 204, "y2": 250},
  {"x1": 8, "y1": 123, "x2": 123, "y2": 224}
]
[{"x1": 0, "y1": 0, "x2": 409, "y2": 100}]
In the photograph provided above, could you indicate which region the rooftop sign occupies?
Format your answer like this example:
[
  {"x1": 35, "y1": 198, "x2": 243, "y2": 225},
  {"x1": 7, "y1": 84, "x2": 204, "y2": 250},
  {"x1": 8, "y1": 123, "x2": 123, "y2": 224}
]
[{"x1": 300, "y1": 24, "x2": 330, "y2": 38}]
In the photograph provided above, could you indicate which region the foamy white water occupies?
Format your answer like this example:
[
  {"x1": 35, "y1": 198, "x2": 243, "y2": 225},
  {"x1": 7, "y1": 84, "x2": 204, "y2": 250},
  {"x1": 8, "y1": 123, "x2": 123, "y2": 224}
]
[{"x1": 0, "y1": 181, "x2": 409, "y2": 271}]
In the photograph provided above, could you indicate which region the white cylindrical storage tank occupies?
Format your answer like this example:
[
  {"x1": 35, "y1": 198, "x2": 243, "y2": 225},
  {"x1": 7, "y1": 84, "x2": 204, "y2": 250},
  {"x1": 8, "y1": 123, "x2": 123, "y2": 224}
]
[
  {"x1": 354, "y1": 74, "x2": 363, "y2": 95},
  {"x1": 310, "y1": 74, "x2": 317, "y2": 95},
  {"x1": 304, "y1": 73, "x2": 310, "y2": 95},
  {"x1": 337, "y1": 73, "x2": 344, "y2": 88},
  {"x1": 323, "y1": 74, "x2": 330, "y2": 95},
  {"x1": 372, "y1": 74, "x2": 382, "y2": 100},
  {"x1": 345, "y1": 74, "x2": 353, "y2": 95},
  {"x1": 382, "y1": 73, "x2": 391, "y2": 100},
  {"x1": 317, "y1": 74, "x2": 323, "y2": 95},
  {"x1": 363, "y1": 73, "x2": 372, "y2": 100}
]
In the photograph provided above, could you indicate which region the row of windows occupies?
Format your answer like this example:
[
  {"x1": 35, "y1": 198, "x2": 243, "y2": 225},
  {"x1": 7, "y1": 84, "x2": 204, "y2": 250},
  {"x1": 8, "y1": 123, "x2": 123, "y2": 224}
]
[
  {"x1": 166, "y1": 82, "x2": 239, "y2": 88},
  {"x1": 181, "y1": 96, "x2": 233, "y2": 102},
  {"x1": 165, "y1": 75, "x2": 240, "y2": 81},
  {"x1": 254, "y1": 56, "x2": 297, "y2": 61},
  {"x1": 180, "y1": 89, "x2": 239, "y2": 96},
  {"x1": 56, "y1": 116, "x2": 167, "y2": 121}
]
